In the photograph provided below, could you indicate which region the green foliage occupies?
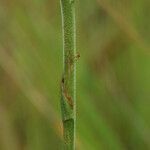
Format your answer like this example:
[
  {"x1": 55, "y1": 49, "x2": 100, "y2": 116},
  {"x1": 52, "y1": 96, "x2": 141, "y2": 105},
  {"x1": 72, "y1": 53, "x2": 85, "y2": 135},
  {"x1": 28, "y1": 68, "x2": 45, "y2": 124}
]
[{"x1": 0, "y1": 0, "x2": 150, "y2": 150}]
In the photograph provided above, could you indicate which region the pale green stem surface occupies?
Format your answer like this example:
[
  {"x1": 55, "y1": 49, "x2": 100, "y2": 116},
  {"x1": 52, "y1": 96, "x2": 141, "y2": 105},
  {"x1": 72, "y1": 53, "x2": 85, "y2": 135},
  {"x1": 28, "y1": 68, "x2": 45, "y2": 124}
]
[{"x1": 60, "y1": 0, "x2": 76, "y2": 149}]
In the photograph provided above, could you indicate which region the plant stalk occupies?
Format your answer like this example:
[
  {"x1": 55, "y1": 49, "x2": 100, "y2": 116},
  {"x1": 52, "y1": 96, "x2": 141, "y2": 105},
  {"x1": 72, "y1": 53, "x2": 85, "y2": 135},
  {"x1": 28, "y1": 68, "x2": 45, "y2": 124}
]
[{"x1": 60, "y1": 0, "x2": 76, "y2": 149}]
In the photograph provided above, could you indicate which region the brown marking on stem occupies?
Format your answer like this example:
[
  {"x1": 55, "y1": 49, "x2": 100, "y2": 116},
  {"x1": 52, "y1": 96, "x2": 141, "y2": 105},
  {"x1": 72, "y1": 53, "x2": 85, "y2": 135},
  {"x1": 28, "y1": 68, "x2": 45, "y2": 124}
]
[
  {"x1": 61, "y1": 77, "x2": 74, "y2": 109},
  {"x1": 68, "y1": 51, "x2": 80, "y2": 74},
  {"x1": 66, "y1": 53, "x2": 74, "y2": 75}
]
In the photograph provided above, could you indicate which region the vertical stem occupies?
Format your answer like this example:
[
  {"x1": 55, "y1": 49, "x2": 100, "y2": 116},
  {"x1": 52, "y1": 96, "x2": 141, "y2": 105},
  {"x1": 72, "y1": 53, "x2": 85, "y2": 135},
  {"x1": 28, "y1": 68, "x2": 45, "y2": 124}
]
[{"x1": 60, "y1": 0, "x2": 76, "y2": 150}]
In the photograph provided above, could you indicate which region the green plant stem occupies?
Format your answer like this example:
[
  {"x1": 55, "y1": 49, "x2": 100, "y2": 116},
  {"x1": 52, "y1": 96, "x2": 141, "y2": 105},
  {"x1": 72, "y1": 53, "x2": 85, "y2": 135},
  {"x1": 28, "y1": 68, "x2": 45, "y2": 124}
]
[{"x1": 60, "y1": 0, "x2": 76, "y2": 149}]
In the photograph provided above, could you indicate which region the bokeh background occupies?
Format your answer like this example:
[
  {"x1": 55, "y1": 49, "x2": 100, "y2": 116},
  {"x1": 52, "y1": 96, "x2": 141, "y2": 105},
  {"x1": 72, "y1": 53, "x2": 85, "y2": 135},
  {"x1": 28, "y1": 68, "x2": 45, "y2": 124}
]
[{"x1": 0, "y1": 0, "x2": 150, "y2": 149}]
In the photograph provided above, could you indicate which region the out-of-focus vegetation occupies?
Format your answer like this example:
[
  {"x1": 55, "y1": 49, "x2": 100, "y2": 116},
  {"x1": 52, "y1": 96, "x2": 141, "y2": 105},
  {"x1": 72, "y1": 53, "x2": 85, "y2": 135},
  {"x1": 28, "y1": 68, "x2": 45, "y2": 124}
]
[{"x1": 0, "y1": 0, "x2": 150, "y2": 149}]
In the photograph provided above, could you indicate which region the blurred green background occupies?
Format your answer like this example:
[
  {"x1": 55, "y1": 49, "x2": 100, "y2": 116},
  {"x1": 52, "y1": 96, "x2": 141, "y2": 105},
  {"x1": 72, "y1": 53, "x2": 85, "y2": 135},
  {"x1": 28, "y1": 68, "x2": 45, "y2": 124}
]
[{"x1": 0, "y1": 0, "x2": 150, "y2": 149}]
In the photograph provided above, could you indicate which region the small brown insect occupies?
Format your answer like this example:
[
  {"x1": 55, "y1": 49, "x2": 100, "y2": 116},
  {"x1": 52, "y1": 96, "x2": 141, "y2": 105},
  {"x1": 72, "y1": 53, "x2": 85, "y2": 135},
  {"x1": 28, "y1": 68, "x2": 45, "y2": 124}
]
[{"x1": 74, "y1": 52, "x2": 80, "y2": 61}]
